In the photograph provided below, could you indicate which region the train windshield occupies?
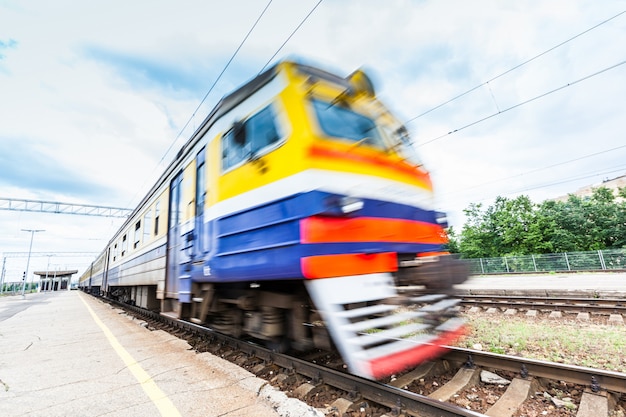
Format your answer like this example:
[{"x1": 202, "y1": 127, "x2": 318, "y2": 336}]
[{"x1": 312, "y1": 99, "x2": 386, "y2": 149}]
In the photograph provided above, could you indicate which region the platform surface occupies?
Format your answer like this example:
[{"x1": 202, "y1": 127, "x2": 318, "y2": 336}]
[
  {"x1": 2, "y1": 272, "x2": 624, "y2": 415},
  {"x1": 456, "y1": 271, "x2": 626, "y2": 295},
  {"x1": 0, "y1": 291, "x2": 308, "y2": 417}
]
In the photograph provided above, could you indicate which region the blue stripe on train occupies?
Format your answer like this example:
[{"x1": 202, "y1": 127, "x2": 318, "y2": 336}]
[
  {"x1": 194, "y1": 241, "x2": 444, "y2": 283},
  {"x1": 188, "y1": 190, "x2": 443, "y2": 283}
]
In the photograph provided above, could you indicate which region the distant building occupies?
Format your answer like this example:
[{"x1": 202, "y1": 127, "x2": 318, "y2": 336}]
[
  {"x1": 33, "y1": 270, "x2": 78, "y2": 291},
  {"x1": 551, "y1": 174, "x2": 626, "y2": 202}
]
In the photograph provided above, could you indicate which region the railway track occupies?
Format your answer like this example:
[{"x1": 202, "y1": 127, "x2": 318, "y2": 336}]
[
  {"x1": 460, "y1": 294, "x2": 626, "y2": 318},
  {"x1": 101, "y1": 295, "x2": 626, "y2": 417}
]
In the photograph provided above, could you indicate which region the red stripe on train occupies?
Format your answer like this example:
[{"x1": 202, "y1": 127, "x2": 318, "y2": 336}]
[
  {"x1": 301, "y1": 252, "x2": 397, "y2": 279},
  {"x1": 366, "y1": 325, "x2": 467, "y2": 380},
  {"x1": 300, "y1": 216, "x2": 447, "y2": 245}
]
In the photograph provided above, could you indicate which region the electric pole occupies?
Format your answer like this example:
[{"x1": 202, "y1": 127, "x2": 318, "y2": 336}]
[{"x1": 20, "y1": 229, "x2": 45, "y2": 299}]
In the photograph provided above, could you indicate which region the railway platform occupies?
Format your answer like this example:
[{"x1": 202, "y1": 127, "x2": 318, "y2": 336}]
[
  {"x1": 455, "y1": 271, "x2": 626, "y2": 297},
  {"x1": 0, "y1": 291, "x2": 320, "y2": 417}
]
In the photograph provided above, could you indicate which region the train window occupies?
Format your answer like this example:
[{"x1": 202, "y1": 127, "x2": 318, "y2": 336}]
[
  {"x1": 133, "y1": 221, "x2": 141, "y2": 249},
  {"x1": 196, "y1": 154, "x2": 206, "y2": 216},
  {"x1": 143, "y1": 210, "x2": 152, "y2": 242},
  {"x1": 311, "y1": 99, "x2": 385, "y2": 149},
  {"x1": 222, "y1": 129, "x2": 247, "y2": 171},
  {"x1": 121, "y1": 234, "x2": 127, "y2": 257},
  {"x1": 196, "y1": 149, "x2": 207, "y2": 253},
  {"x1": 222, "y1": 104, "x2": 283, "y2": 171},
  {"x1": 174, "y1": 177, "x2": 184, "y2": 226},
  {"x1": 246, "y1": 105, "x2": 282, "y2": 151},
  {"x1": 113, "y1": 243, "x2": 118, "y2": 261},
  {"x1": 154, "y1": 201, "x2": 160, "y2": 236}
]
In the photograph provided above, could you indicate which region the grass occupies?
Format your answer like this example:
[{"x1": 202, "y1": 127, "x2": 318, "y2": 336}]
[{"x1": 457, "y1": 313, "x2": 626, "y2": 372}]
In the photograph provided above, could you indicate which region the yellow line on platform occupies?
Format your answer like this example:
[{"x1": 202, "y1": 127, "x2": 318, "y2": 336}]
[{"x1": 79, "y1": 293, "x2": 182, "y2": 417}]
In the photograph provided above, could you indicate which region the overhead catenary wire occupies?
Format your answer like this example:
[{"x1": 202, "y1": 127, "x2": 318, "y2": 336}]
[
  {"x1": 436, "y1": 150, "x2": 626, "y2": 213},
  {"x1": 405, "y1": 9, "x2": 626, "y2": 125},
  {"x1": 156, "y1": 0, "x2": 275, "y2": 169},
  {"x1": 512, "y1": 165, "x2": 626, "y2": 195},
  {"x1": 258, "y1": 0, "x2": 324, "y2": 74},
  {"x1": 418, "y1": 58, "x2": 626, "y2": 147},
  {"x1": 159, "y1": 0, "x2": 323, "y2": 169},
  {"x1": 416, "y1": 10, "x2": 626, "y2": 217},
  {"x1": 438, "y1": 143, "x2": 626, "y2": 198},
  {"x1": 464, "y1": 164, "x2": 626, "y2": 206},
  {"x1": 128, "y1": 0, "x2": 324, "y2": 210},
  {"x1": 125, "y1": 1, "x2": 274, "y2": 209}
]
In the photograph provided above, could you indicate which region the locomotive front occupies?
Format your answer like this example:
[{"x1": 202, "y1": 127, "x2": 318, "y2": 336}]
[
  {"x1": 191, "y1": 61, "x2": 469, "y2": 378},
  {"x1": 300, "y1": 64, "x2": 469, "y2": 378}
]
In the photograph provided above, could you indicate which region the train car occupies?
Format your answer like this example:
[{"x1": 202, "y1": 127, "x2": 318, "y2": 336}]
[{"x1": 79, "y1": 59, "x2": 468, "y2": 379}]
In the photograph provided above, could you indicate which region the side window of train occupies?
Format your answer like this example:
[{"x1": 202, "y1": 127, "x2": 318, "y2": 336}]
[
  {"x1": 154, "y1": 201, "x2": 160, "y2": 236},
  {"x1": 121, "y1": 234, "x2": 128, "y2": 257},
  {"x1": 221, "y1": 104, "x2": 282, "y2": 172}
]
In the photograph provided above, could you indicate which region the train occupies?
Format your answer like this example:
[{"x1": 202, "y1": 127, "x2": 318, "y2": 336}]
[{"x1": 79, "y1": 59, "x2": 468, "y2": 379}]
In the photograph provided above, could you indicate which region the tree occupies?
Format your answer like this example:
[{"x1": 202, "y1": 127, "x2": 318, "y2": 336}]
[
  {"x1": 458, "y1": 196, "x2": 543, "y2": 258},
  {"x1": 542, "y1": 187, "x2": 625, "y2": 251},
  {"x1": 454, "y1": 187, "x2": 626, "y2": 259},
  {"x1": 615, "y1": 187, "x2": 626, "y2": 247},
  {"x1": 458, "y1": 202, "x2": 496, "y2": 258},
  {"x1": 444, "y1": 226, "x2": 460, "y2": 254},
  {"x1": 534, "y1": 200, "x2": 575, "y2": 252}
]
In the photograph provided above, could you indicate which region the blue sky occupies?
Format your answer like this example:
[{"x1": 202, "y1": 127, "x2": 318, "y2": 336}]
[{"x1": 1, "y1": 0, "x2": 625, "y2": 279}]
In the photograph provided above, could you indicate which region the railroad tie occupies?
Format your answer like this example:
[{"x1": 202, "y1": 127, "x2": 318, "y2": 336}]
[
  {"x1": 485, "y1": 377, "x2": 537, "y2": 417},
  {"x1": 330, "y1": 398, "x2": 354, "y2": 416},
  {"x1": 388, "y1": 362, "x2": 435, "y2": 389},
  {"x1": 428, "y1": 367, "x2": 479, "y2": 402},
  {"x1": 577, "y1": 390, "x2": 610, "y2": 417},
  {"x1": 293, "y1": 383, "x2": 321, "y2": 400}
]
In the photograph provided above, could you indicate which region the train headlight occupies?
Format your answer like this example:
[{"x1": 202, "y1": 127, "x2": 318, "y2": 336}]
[
  {"x1": 435, "y1": 211, "x2": 448, "y2": 228},
  {"x1": 340, "y1": 197, "x2": 364, "y2": 214},
  {"x1": 322, "y1": 194, "x2": 364, "y2": 216}
]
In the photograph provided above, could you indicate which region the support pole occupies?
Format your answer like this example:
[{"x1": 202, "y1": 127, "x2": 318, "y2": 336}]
[
  {"x1": 0, "y1": 256, "x2": 6, "y2": 294},
  {"x1": 20, "y1": 229, "x2": 44, "y2": 299}
]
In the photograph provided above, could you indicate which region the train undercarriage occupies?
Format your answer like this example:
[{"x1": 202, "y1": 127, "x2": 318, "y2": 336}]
[{"x1": 100, "y1": 255, "x2": 468, "y2": 379}]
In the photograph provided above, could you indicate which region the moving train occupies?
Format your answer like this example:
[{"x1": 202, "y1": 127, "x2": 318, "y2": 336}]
[{"x1": 79, "y1": 59, "x2": 468, "y2": 379}]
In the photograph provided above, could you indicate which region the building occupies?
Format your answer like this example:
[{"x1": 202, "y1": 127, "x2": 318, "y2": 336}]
[
  {"x1": 34, "y1": 270, "x2": 78, "y2": 291},
  {"x1": 551, "y1": 173, "x2": 626, "y2": 202}
]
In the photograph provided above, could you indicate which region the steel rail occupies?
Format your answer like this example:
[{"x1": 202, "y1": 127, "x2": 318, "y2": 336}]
[
  {"x1": 443, "y1": 346, "x2": 626, "y2": 394},
  {"x1": 461, "y1": 295, "x2": 626, "y2": 314},
  {"x1": 462, "y1": 294, "x2": 626, "y2": 305},
  {"x1": 112, "y1": 299, "x2": 484, "y2": 417},
  {"x1": 100, "y1": 296, "x2": 626, "y2": 415}
]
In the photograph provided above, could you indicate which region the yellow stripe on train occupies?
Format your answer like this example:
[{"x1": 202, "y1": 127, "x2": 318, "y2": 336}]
[{"x1": 212, "y1": 62, "x2": 432, "y2": 204}]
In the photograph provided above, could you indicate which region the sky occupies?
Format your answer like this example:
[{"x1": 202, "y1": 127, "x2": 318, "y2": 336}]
[{"x1": 1, "y1": 0, "x2": 625, "y2": 282}]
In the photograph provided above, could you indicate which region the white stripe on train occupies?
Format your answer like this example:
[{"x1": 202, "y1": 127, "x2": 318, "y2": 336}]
[{"x1": 205, "y1": 168, "x2": 435, "y2": 222}]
